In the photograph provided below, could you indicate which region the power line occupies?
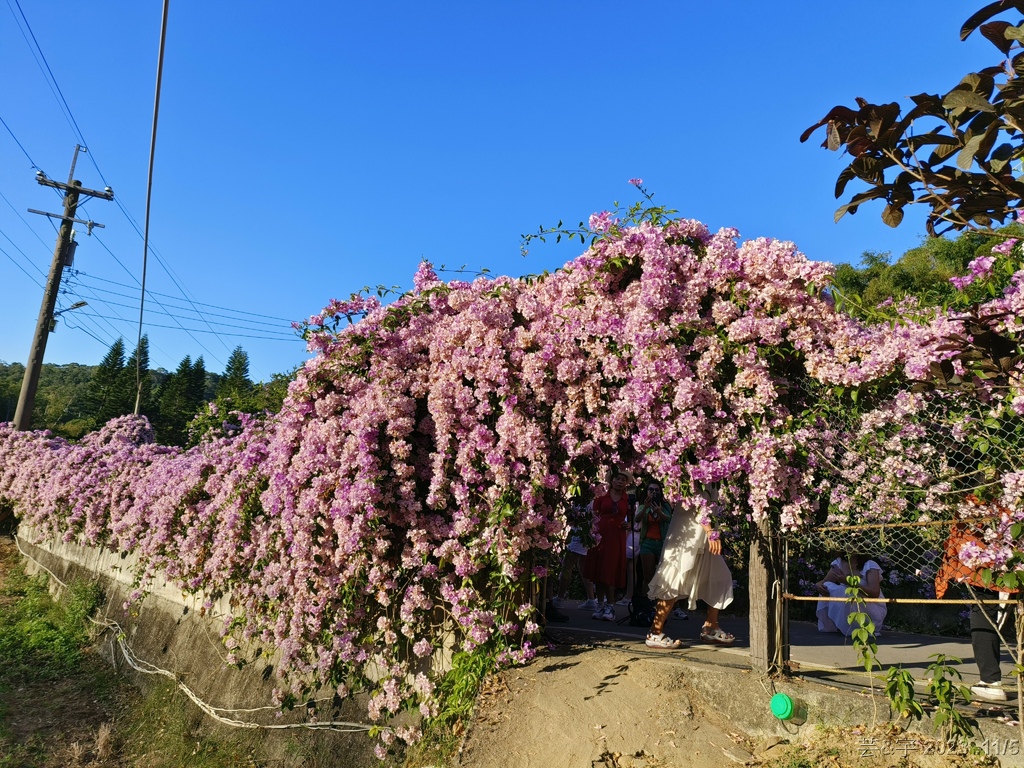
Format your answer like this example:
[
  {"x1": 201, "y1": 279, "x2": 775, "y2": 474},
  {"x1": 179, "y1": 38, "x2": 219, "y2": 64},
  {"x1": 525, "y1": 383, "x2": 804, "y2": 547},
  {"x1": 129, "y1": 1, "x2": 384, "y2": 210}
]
[
  {"x1": 0, "y1": 225, "x2": 46, "y2": 277},
  {"x1": 0, "y1": 188, "x2": 53, "y2": 252},
  {"x1": 0, "y1": 244, "x2": 44, "y2": 288},
  {"x1": 64, "y1": 294, "x2": 295, "y2": 337},
  {"x1": 74, "y1": 271, "x2": 296, "y2": 322},
  {"x1": 0, "y1": 113, "x2": 40, "y2": 170},
  {"x1": 5, "y1": 0, "x2": 89, "y2": 147},
  {"x1": 74, "y1": 312, "x2": 301, "y2": 342}
]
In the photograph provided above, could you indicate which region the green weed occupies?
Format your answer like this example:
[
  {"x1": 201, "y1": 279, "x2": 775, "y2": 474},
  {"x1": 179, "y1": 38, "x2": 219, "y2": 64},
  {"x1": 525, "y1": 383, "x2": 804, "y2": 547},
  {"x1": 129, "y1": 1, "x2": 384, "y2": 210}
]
[{"x1": 0, "y1": 565, "x2": 102, "y2": 683}]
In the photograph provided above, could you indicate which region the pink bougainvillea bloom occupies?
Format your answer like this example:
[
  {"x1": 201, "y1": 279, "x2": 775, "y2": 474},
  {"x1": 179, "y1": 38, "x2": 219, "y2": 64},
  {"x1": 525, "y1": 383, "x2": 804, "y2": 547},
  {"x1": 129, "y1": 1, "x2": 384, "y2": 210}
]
[
  {"x1": 628, "y1": 178, "x2": 643, "y2": 187},
  {"x1": 588, "y1": 210, "x2": 618, "y2": 233},
  {"x1": 992, "y1": 238, "x2": 1018, "y2": 255}
]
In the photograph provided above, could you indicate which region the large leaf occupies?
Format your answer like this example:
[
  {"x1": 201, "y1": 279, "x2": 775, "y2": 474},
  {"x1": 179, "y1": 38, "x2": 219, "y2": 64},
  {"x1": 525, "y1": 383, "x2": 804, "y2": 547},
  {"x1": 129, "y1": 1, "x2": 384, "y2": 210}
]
[
  {"x1": 943, "y1": 87, "x2": 997, "y2": 113},
  {"x1": 800, "y1": 105, "x2": 860, "y2": 143},
  {"x1": 958, "y1": 135, "x2": 983, "y2": 171},
  {"x1": 834, "y1": 166, "x2": 856, "y2": 198},
  {"x1": 906, "y1": 132, "x2": 960, "y2": 151},
  {"x1": 961, "y1": 1, "x2": 1024, "y2": 41},
  {"x1": 989, "y1": 142, "x2": 1015, "y2": 171},
  {"x1": 982, "y1": 21, "x2": 1016, "y2": 53},
  {"x1": 882, "y1": 204, "x2": 905, "y2": 227}
]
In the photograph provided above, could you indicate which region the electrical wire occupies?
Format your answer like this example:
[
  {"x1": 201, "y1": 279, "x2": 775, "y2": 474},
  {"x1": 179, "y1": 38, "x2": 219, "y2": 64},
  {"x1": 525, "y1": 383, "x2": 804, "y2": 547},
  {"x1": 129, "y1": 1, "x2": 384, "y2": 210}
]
[
  {"x1": 75, "y1": 271, "x2": 296, "y2": 323},
  {"x1": 134, "y1": 0, "x2": 170, "y2": 414},
  {"x1": 72, "y1": 280, "x2": 296, "y2": 331},
  {"x1": 75, "y1": 312, "x2": 298, "y2": 341},
  {"x1": 0, "y1": 188, "x2": 54, "y2": 252},
  {"x1": 0, "y1": 224, "x2": 46, "y2": 277},
  {"x1": 0, "y1": 243, "x2": 44, "y2": 288},
  {"x1": 3, "y1": 2, "x2": 292, "y2": 377},
  {"x1": 4, "y1": 0, "x2": 87, "y2": 146},
  {"x1": 0, "y1": 112, "x2": 40, "y2": 170},
  {"x1": 71, "y1": 296, "x2": 295, "y2": 337}
]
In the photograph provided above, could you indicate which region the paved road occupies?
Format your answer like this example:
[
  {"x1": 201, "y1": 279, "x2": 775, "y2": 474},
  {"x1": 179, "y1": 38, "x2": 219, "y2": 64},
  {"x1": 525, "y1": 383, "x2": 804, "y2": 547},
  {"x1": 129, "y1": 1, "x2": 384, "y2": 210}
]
[{"x1": 545, "y1": 598, "x2": 1006, "y2": 689}]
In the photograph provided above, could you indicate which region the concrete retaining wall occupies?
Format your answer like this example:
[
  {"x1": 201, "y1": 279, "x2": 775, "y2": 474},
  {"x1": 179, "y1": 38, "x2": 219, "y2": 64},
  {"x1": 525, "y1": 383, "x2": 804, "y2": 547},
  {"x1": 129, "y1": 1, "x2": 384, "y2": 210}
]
[{"x1": 15, "y1": 522, "x2": 381, "y2": 767}]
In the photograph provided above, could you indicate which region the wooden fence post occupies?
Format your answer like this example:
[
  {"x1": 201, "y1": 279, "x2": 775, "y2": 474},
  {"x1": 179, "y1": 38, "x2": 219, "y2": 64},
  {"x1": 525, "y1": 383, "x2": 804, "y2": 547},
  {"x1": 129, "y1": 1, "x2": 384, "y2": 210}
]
[{"x1": 748, "y1": 518, "x2": 789, "y2": 675}]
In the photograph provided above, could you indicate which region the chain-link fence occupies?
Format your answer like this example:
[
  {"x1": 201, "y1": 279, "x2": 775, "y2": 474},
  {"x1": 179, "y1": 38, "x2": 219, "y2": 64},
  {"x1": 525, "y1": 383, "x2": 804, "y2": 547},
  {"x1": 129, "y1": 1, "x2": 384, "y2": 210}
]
[{"x1": 782, "y1": 384, "x2": 1023, "y2": 636}]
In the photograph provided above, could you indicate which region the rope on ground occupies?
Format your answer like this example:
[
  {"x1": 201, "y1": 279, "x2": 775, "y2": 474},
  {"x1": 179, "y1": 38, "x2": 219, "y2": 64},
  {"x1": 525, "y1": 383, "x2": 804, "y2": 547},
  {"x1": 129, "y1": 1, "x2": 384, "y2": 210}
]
[{"x1": 13, "y1": 535, "x2": 372, "y2": 734}]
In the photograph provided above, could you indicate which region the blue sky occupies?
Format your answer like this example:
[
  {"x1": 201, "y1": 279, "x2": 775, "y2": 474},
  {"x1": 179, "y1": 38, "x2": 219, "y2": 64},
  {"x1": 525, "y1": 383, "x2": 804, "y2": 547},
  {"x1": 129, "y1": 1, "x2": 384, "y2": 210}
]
[{"x1": 0, "y1": 1, "x2": 1003, "y2": 380}]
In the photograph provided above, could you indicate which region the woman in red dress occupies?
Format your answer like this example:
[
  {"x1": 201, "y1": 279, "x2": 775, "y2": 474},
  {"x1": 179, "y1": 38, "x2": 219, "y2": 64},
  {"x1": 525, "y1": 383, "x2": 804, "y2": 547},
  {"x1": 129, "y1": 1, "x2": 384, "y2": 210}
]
[{"x1": 583, "y1": 471, "x2": 631, "y2": 621}]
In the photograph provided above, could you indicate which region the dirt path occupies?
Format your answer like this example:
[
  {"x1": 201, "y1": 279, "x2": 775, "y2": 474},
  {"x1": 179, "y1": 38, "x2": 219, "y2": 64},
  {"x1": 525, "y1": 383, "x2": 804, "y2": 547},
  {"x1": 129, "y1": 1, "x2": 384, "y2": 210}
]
[
  {"x1": 458, "y1": 640, "x2": 769, "y2": 768},
  {"x1": 455, "y1": 635, "x2": 1002, "y2": 768}
]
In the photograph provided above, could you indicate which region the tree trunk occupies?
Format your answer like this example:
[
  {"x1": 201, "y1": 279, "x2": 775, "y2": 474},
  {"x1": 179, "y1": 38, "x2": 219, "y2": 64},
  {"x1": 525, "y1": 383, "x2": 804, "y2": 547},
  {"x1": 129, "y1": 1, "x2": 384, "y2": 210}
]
[{"x1": 748, "y1": 518, "x2": 788, "y2": 675}]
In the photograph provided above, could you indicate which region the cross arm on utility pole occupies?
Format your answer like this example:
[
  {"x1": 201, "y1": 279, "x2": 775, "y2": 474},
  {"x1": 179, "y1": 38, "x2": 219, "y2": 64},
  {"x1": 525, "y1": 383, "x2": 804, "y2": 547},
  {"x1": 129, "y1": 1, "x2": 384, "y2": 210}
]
[{"x1": 35, "y1": 170, "x2": 114, "y2": 201}]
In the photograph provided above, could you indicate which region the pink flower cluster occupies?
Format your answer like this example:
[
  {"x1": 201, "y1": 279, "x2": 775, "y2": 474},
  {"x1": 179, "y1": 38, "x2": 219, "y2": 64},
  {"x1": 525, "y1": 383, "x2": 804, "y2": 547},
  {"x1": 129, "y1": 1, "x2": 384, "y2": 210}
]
[{"x1": 0, "y1": 214, "x2": 984, "y2": 745}]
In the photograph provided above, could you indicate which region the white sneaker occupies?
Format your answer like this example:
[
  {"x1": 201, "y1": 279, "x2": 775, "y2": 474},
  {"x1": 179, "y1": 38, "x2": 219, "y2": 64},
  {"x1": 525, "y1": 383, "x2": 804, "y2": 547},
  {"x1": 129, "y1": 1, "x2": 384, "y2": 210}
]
[
  {"x1": 971, "y1": 681, "x2": 1008, "y2": 702},
  {"x1": 592, "y1": 603, "x2": 607, "y2": 620},
  {"x1": 601, "y1": 605, "x2": 616, "y2": 621},
  {"x1": 578, "y1": 598, "x2": 598, "y2": 611}
]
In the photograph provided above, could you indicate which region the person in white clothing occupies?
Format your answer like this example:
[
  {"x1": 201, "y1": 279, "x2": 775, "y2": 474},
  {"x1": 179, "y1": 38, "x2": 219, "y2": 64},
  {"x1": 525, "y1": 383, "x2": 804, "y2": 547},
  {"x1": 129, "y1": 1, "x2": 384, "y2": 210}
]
[
  {"x1": 814, "y1": 554, "x2": 886, "y2": 636},
  {"x1": 644, "y1": 490, "x2": 735, "y2": 649}
]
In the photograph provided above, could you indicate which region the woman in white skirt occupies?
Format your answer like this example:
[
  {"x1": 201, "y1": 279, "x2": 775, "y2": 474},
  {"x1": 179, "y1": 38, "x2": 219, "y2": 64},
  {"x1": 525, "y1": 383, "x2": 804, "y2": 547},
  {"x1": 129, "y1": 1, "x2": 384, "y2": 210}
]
[{"x1": 645, "y1": 492, "x2": 735, "y2": 649}]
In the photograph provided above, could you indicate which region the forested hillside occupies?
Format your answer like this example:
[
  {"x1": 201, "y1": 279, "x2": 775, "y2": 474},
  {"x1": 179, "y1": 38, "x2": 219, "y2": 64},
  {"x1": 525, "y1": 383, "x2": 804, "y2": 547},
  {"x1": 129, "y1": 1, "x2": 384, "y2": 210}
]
[{"x1": 0, "y1": 340, "x2": 294, "y2": 444}]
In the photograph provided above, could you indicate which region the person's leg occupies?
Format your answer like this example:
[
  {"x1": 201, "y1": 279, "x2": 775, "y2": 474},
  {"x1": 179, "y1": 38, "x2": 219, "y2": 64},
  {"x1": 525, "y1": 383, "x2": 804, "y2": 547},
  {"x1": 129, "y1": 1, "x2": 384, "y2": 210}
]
[
  {"x1": 639, "y1": 552, "x2": 655, "y2": 596},
  {"x1": 622, "y1": 557, "x2": 635, "y2": 602},
  {"x1": 556, "y1": 553, "x2": 573, "y2": 599},
  {"x1": 971, "y1": 601, "x2": 1002, "y2": 684},
  {"x1": 649, "y1": 599, "x2": 674, "y2": 635},
  {"x1": 575, "y1": 554, "x2": 596, "y2": 600},
  {"x1": 705, "y1": 606, "x2": 720, "y2": 629}
]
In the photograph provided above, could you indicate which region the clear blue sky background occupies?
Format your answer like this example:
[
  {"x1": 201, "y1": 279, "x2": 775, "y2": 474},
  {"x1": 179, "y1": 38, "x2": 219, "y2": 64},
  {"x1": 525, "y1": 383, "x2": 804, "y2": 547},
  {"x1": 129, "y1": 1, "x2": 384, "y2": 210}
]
[{"x1": 0, "y1": 1, "x2": 1003, "y2": 380}]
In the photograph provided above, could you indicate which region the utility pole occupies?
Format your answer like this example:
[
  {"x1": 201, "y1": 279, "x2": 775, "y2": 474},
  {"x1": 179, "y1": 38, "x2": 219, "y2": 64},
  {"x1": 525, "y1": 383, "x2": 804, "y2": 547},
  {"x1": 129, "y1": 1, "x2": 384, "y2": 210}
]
[{"x1": 13, "y1": 145, "x2": 113, "y2": 430}]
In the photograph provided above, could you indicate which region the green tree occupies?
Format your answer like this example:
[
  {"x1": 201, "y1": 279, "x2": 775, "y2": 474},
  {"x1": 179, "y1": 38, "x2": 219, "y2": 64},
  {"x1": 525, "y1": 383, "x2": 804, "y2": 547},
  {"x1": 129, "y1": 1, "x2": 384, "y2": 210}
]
[
  {"x1": 154, "y1": 354, "x2": 209, "y2": 446},
  {"x1": 217, "y1": 347, "x2": 253, "y2": 403},
  {"x1": 802, "y1": 2, "x2": 1024, "y2": 235},
  {"x1": 83, "y1": 338, "x2": 125, "y2": 427},
  {"x1": 832, "y1": 226, "x2": 1023, "y2": 315},
  {"x1": 0, "y1": 363, "x2": 25, "y2": 424},
  {"x1": 116, "y1": 336, "x2": 152, "y2": 417}
]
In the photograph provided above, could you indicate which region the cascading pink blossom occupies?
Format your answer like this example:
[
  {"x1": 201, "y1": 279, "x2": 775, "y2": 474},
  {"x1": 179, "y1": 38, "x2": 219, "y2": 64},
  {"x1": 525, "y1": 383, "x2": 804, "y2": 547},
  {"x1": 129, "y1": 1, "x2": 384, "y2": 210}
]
[{"x1": 0, "y1": 215, "x2": 981, "y2": 747}]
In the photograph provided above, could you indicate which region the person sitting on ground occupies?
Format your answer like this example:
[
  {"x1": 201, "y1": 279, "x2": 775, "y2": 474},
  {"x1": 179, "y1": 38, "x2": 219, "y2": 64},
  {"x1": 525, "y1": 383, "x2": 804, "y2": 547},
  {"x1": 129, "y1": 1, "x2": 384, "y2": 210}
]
[
  {"x1": 583, "y1": 469, "x2": 632, "y2": 622},
  {"x1": 814, "y1": 553, "x2": 886, "y2": 636},
  {"x1": 645, "y1": 485, "x2": 734, "y2": 649}
]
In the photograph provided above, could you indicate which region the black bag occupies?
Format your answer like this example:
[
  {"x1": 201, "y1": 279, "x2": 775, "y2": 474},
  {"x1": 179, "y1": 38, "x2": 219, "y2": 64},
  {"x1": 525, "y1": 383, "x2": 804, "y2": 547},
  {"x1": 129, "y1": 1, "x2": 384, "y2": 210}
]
[{"x1": 627, "y1": 594, "x2": 656, "y2": 627}]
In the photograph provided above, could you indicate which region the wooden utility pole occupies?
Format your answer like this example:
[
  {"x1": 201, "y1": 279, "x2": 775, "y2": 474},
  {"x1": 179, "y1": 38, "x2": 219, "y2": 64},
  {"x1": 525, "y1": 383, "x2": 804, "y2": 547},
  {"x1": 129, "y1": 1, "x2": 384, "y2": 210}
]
[
  {"x1": 748, "y1": 518, "x2": 789, "y2": 675},
  {"x1": 13, "y1": 146, "x2": 113, "y2": 430}
]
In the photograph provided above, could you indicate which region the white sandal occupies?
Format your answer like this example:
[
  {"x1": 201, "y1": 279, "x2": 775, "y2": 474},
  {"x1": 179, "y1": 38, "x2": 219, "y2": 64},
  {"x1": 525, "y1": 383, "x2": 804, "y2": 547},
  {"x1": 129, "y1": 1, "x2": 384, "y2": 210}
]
[
  {"x1": 645, "y1": 633, "x2": 683, "y2": 649},
  {"x1": 699, "y1": 625, "x2": 735, "y2": 646}
]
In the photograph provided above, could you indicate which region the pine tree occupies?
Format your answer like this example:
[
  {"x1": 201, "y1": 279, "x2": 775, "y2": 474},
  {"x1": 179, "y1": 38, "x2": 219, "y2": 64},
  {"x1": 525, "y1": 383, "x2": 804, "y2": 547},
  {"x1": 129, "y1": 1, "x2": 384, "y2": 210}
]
[
  {"x1": 217, "y1": 347, "x2": 252, "y2": 402},
  {"x1": 116, "y1": 335, "x2": 151, "y2": 417},
  {"x1": 155, "y1": 355, "x2": 192, "y2": 446},
  {"x1": 85, "y1": 338, "x2": 125, "y2": 427}
]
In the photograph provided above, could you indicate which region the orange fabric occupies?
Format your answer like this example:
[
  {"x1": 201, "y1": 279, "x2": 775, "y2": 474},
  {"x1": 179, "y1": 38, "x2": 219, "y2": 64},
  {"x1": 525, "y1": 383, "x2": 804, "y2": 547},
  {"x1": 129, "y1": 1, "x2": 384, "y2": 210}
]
[{"x1": 935, "y1": 518, "x2": 1019, "y2": 599}]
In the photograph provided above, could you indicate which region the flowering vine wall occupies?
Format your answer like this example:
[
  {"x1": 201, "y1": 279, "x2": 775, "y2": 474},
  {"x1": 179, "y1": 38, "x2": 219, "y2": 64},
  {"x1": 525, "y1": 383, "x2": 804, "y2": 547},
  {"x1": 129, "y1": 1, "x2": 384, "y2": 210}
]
[{"x1": 2, "y1": 210, "x2": 1020, "y2": 750}]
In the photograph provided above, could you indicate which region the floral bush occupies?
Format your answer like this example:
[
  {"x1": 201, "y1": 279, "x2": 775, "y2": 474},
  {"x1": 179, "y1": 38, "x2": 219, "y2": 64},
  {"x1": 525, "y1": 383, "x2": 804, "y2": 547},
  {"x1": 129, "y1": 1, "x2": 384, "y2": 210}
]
[{"x1": 2, "y1": 193, "x2": 1023, "y2": 751}]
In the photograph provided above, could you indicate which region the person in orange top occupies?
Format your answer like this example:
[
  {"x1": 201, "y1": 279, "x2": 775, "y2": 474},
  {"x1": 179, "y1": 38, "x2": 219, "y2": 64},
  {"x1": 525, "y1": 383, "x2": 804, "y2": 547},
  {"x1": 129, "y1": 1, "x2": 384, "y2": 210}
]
[
  {"x1": 936, "y1": 509, "x2": 1018, "y2": 703},
  {"x1": 637, "y1": 479, "x2": 672, "y2": 599}
]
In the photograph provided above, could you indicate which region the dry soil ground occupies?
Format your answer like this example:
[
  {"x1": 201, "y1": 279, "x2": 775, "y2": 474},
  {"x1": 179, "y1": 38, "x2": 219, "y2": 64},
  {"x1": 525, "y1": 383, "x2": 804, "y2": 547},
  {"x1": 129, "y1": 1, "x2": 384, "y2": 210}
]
[{"x1": 455, "y1": 635, "x2": 1003, "y2": 768}]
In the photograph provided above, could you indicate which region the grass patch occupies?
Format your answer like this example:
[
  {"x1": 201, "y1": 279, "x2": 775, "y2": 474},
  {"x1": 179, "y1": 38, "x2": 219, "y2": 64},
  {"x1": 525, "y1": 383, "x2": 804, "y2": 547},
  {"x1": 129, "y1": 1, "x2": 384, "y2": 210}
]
[
  {"x1": 0, "y1": 565, "x2": 102, "y2": 683},
  {"x1": 404, "y1": 648, "x2": 496, "y2": 768},
  {"x1": 117, "y1": 678, "x2": 263, "y2": 768}
]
